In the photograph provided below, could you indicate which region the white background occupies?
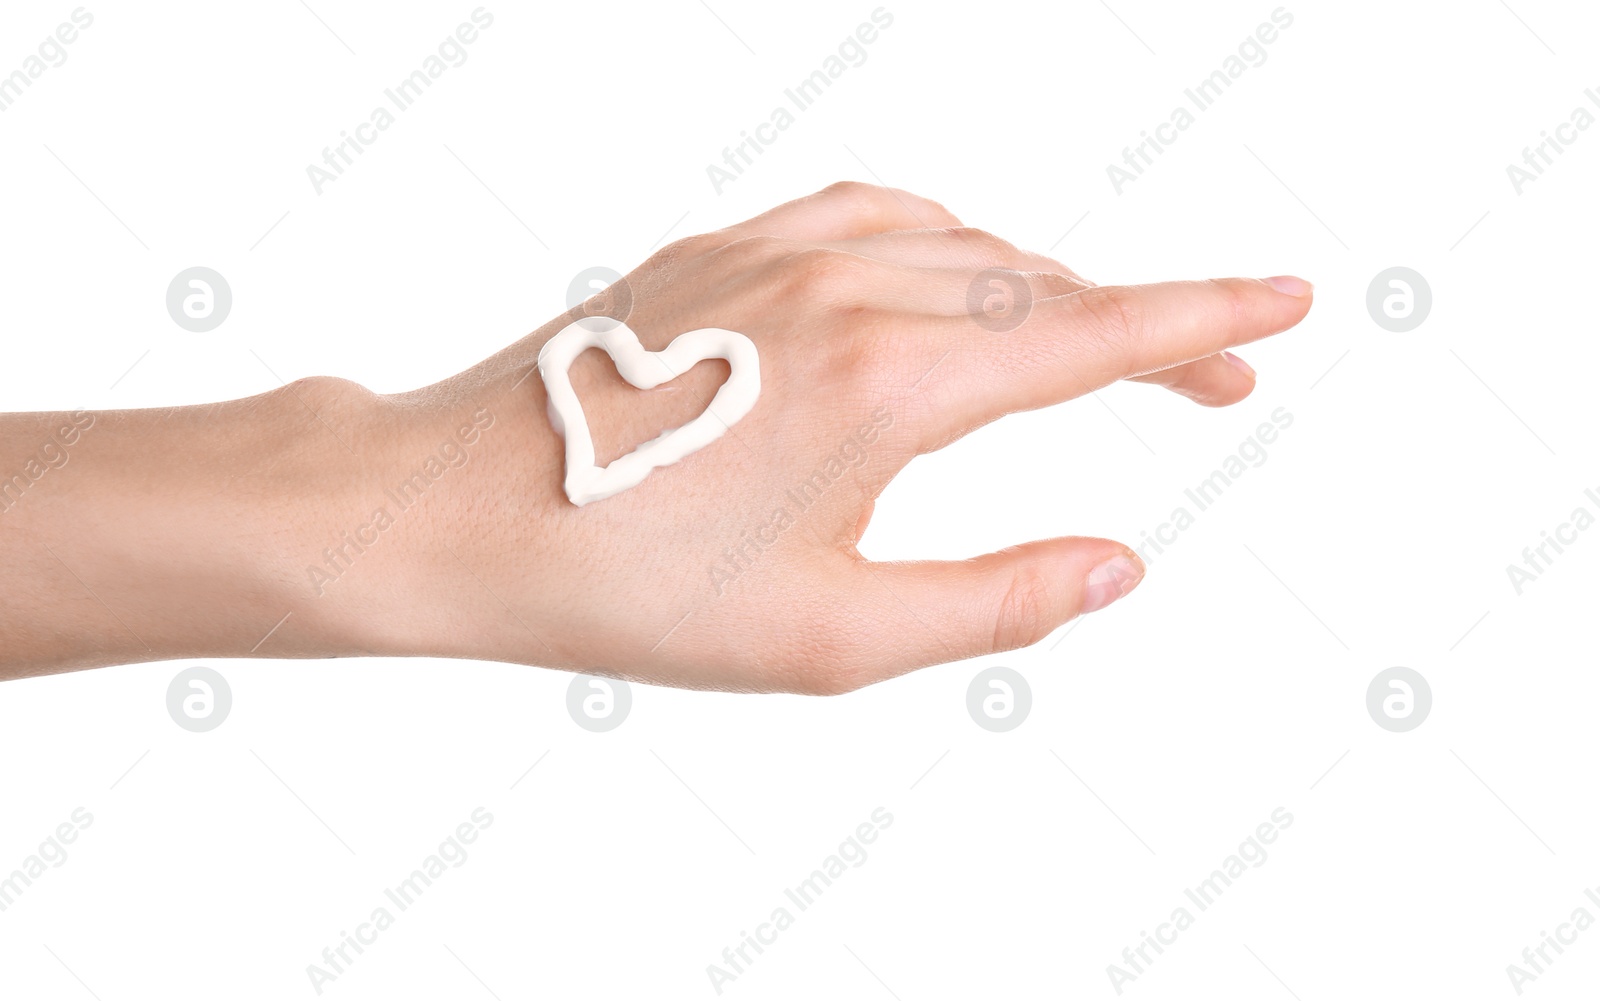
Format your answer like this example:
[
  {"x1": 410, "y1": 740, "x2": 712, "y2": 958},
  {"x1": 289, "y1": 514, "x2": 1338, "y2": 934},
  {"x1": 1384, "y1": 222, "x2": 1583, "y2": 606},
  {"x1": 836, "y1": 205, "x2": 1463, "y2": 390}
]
[{"x1": 1, "y1": 0, "x2": 1597, "y2": 998}]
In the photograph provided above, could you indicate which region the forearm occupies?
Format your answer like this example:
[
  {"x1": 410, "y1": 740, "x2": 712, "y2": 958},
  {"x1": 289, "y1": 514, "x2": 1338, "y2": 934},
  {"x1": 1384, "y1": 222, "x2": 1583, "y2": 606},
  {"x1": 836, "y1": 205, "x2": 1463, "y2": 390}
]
[{"x1": 0, "y1": 378, "x2": 415, "y2": 678}]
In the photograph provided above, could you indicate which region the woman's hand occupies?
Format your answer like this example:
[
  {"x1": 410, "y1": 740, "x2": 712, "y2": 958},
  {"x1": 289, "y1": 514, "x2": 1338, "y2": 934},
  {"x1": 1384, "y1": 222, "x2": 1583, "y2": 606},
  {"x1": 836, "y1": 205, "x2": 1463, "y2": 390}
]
[
  {"x1": 363, "y1": 182, "x2": 1313, "y2": 693},
  {"x1": 0, "y1": 183, "x2": 1312, "y2": 690}
]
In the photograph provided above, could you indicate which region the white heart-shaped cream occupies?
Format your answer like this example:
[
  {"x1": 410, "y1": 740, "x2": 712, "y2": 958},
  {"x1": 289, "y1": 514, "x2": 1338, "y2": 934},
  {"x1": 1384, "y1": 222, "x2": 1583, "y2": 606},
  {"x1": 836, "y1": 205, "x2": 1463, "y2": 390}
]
[{"x1": 536, "y1": 319, "x2": 761, "y2": 506}]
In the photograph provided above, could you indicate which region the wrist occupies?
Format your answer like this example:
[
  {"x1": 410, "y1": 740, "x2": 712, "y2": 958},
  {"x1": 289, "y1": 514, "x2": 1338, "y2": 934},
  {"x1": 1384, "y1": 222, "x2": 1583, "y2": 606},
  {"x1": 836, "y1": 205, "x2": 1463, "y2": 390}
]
[{"x1": 292, "y1": 373, "x2": 558, "y2": 665}]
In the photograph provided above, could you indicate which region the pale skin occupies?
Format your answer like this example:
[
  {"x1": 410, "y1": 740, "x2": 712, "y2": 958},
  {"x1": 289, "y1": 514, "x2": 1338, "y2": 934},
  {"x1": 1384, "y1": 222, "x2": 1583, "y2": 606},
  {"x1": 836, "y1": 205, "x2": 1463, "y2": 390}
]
[{"x1": 0, "y1": 183, "x2": 1312, "y2": 692}]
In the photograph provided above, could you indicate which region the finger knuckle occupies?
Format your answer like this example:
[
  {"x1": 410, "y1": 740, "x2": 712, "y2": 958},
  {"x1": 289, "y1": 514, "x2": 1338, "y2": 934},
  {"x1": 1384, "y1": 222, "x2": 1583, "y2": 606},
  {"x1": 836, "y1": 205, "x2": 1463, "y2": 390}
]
[
  {"x1": 944, "y1": 227, "x2": 1018, "y2": 259},
  {"x1": 1027, "y1": 271, "x2": 1085, "y2": 298},
  {"x1": 822, "y1": 180, "x2": 923, "y2": 228},
  {"x1": 778, "y1": 247, "x2": 866, "y2": 299},
  {"x1": 1076, "y1": 285, "x2": 1146, "y2": 354},
  {"x1": 1204, "y1": 277, "x2": 1251, "y2": 326},
  {"x1": 920, "y1": 195, "x2": 960, "y2": 227},
  {"x1": 820, "y1": 307, "x2": 898, "y2": 373},
  {"x1": 821, "y1": 179, "x2": 882, "y2": 201},
  {"x1": 991, "y1": 559, "x2": 1057, "y2": 653},
  {"x1": 823, "y1": 180, "x2": 956, "y2": 228}
]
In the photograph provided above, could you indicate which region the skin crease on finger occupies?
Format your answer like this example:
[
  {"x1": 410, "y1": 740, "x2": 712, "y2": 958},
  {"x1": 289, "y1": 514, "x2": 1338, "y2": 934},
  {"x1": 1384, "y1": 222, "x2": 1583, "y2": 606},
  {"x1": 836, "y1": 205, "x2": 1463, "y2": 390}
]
[{"x1": 0, "y1": 182, "x2": 1311, "y2": 693}]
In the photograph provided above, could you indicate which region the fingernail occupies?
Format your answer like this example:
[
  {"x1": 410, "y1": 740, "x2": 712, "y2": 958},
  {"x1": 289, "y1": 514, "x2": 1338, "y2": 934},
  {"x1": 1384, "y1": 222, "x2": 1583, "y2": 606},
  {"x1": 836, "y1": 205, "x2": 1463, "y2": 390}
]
[
  {"x1": 1262, "y1": 275, "x2": 1312, "y2": 297},
  {"x1": 1081, "y1": 554, "x2": 1144, "y2": 614},
  {"x1": 1222, "y1": 351, "x2": 1255, "y2": 378}
]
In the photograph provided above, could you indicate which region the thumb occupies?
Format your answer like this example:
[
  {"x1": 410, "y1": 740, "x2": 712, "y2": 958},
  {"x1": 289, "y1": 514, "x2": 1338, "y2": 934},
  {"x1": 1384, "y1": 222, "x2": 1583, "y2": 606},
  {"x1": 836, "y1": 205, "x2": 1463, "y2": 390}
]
[{"x1": 849, "y1": 537, "x2": 1145, "y2": 682}]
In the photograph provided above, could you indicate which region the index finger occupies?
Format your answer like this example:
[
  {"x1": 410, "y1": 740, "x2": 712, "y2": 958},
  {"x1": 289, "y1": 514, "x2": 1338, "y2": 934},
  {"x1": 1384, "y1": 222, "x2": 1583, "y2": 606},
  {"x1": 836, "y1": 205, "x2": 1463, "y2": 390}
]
[{"x1": 922, "y1": 276, "x2": 1313, "y2": 437}]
